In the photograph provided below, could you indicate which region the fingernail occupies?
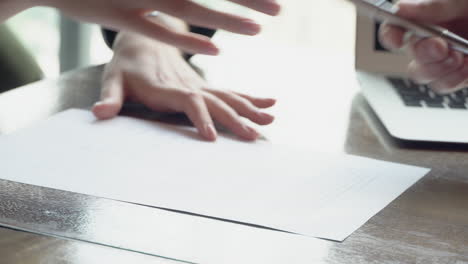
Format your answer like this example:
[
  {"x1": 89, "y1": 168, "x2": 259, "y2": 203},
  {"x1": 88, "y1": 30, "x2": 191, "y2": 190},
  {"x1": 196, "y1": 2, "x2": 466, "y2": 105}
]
[
  {"x1": 257, "y1": 112, "x2": 274, "y2": 121},
  {"x1": 402, "y1": 31, "x2": 416, "y2": 46},
  {"x1": 259, "y1": 112, "x2": 273, "y2": 118},
  {"x1": 92, "y1": 101, "x2": 119, "y2": 119},
  {"x1": 244, "y1": 126, "x2": 259, "y2": 139},
  {"x1": 429, "y1": 44, "x2": 444, "y2": 59},
  {"x1": 265, "y1": 98, "x2": 277, "y2": 105},
  {"x1": 205, "y1": 44, "x2": 220, "y2": 56},
  {"x1": 264, "y1": 0, "x2": 281, "y2": 15},
  {"x1": 444, "y1": 56, "x2": 456, "y2": 67},
  {"x1": 103, "y1": 98, "x2": 117, "y2": 104},
  {"x1": 242, "y1": 19, "x2": 261, "y2": 35},
  {"x1": 416, "y1": 38, "x2": 447, "y2": 61},
  {"x1": 204, "y1": 123, "x2": 217, "y2": 141},
  {"x1": 379, "y1": 26, "x2": 399, "y2": 50}
]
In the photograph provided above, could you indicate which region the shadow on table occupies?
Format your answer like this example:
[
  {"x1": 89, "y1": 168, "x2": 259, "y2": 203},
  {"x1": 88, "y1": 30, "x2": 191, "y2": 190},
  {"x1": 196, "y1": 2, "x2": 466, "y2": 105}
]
[{"x1": 119, "y1": 101, "x2": 244, "y2": 141}]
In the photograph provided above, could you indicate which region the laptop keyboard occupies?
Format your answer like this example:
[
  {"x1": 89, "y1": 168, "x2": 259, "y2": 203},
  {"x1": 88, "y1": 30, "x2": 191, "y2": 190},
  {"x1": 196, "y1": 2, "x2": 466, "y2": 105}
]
[{"x1": 388, "y1": 77, "x2": 468, "y2": 109}]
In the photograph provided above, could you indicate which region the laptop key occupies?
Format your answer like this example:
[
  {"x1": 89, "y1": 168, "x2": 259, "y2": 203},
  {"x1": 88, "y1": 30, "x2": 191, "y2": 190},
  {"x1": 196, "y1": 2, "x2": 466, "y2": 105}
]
[
  {"x1": 390, "y1": 78, "x2": 454, "y2": 108},
  {"x1": 401, "y1": 95, "x2": 422, "y2": 102},
  {"x1": 388, "y1": 78, "x2": 407, "y2": 89},
  {"x1": 425, "y1": 102, "x2": 445, "y2": 108},
  {"x1": 455, "y1": 89, "x2": 468, "y2": 98},
  {"x1": 404, "y1": 101, "x2": 422, "y2": 107},
  {"x1": 448, "y1": 96, "x2": 465, "y2": 104},
  {"x1": 424, "y1": 97, "x2": 444, "y2": 104},
  {"x1": 448, "y1": 103, "x2": 467, "y2": 109},
  {"x1": 397, "y1": 89, "x2": 423, "y2": 96}
]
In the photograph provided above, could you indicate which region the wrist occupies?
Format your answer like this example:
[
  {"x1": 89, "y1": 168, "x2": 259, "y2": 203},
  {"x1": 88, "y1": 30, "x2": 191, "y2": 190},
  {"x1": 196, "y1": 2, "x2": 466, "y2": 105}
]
[
  {"x1": 113, "y1": 13, "x2": 188, "y2": 57},
  {"x1": 147, "y1": 12, "x2": 189, "y2": 33},
  {"x1": 113, "y1": 30, "x2": 182, "y2": 59}
]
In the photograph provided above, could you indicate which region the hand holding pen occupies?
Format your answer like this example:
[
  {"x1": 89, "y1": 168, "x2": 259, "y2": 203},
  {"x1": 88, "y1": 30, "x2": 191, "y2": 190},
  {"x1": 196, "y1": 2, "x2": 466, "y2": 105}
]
[{"x1": 379, "y1": 0, "x2": 468, "y2": 94}]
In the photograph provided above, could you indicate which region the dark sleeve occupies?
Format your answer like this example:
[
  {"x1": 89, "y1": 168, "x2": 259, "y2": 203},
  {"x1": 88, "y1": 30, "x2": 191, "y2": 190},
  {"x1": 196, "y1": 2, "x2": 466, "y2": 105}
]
[
  {"x1": 102, "y1": 26, "x2": 216, "y2": 60},
  {"x1": 102, "y1": 29, "x2": 118, "y2": 49}
]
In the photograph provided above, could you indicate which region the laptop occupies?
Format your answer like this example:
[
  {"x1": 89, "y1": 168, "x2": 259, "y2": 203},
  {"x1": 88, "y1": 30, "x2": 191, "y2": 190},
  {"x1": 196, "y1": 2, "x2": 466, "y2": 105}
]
[{"x1": 355, "y1": 0, "x2": 468, "y2": 143}]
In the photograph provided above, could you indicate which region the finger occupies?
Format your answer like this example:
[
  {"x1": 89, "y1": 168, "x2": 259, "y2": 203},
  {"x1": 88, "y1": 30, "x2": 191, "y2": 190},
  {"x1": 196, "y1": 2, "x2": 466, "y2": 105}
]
[
  {"x1": 409, "y1": 37, "x2": 450, "y2": 64},
  {"x1": 229, "y1": 0, "x2": 281, "y2": 16},
  {"x1": 204, "y1": 93, "x2": 259, "y2": 140},
  {"x1": 156, "y1": 0, "x2": 261, "y2": 35},
  {"x1": 133, "y1": 86, "x2": 217, "y2": 140},
  {"x1": 206, "y1": 89, "x2": 274, "y2": 125},
  {"x1": 397, "y1": 0, "x2": 468, "y2": 23},
  {"x1": 232, "y1": 92, "x2": 276, "y2": 108},
  {"x1": 379, "y1": 23, "x2": 406, "y2": 51},
  {"x1": 181, "y1": 92, "x2": 217, "y2": 141},
  {"x1": 429, "y1": 58, "x2": 468, "y2": 94},
  {"x1": 93, "y1": 73, "x2": 124, "y2": 120},
  {"x1": 157, "y1": 0, "x2": 280, "y2": 17},
  {"x1": 408, "y1": 50, "x2": 464, "y2": 84},
  {"x1": 124, "y1": 16, "x2": 219, "y2": 55}
]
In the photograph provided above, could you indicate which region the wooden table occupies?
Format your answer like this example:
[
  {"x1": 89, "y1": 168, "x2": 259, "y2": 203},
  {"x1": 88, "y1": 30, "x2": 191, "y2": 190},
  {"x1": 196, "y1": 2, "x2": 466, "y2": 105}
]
[{"x1": 0, "y1": 38, "x2": 468, "y2": 262}]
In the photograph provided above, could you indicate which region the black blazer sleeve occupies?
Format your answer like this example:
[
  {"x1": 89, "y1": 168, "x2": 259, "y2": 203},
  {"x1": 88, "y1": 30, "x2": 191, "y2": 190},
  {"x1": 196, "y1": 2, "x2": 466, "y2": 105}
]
[{"x1": 102, "y1": 26, "x2": 216, "y2": 60}]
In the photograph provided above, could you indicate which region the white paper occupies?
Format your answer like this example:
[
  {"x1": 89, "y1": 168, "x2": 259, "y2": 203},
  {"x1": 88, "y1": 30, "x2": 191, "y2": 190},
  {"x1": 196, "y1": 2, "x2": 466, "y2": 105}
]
[{"x1": 0, "y1": 109, "x2": 429, "y2": 242}]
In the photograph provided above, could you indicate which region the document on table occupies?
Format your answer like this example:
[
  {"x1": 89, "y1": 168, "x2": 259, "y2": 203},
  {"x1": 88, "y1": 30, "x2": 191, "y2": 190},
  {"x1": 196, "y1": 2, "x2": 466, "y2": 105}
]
[{"x1": 0, "y1": 109, "x2": 429, "y2": 242}]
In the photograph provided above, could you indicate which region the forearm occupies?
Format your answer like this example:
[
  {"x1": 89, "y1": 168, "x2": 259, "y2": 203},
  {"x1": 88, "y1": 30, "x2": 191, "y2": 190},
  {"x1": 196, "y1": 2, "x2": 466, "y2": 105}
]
[
  {"x1": 102, "y1": 14, "x2": 216, "y2": 58},
  {"x1": 103, "y1": 14, "x2": 186, "y2": 50},
  {"x1": 113, "y1": 14, "x2": 188, "y2": 56},
  {"x1": 0, "y1": 0, "x2": 35, "y2": 22},
  {"x1": 154, "y1": 13, "x2": 188, "y2": 34}
]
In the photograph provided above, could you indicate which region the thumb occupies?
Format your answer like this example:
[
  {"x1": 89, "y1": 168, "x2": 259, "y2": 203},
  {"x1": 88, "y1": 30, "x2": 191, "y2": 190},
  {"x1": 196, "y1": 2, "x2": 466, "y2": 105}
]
[
  {"x1": 397, "y1": 0, "x2": 468, "y2": 23},
  {"x1": 92, "y1": 74, "x2": 124, "y2": 120}
]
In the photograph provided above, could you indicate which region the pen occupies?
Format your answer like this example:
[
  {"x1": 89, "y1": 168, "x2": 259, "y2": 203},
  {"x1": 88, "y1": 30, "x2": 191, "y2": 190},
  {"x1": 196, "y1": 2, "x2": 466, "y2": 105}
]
[{"x1": 348, "y1": 0, "x2": 468, "y2": 55}]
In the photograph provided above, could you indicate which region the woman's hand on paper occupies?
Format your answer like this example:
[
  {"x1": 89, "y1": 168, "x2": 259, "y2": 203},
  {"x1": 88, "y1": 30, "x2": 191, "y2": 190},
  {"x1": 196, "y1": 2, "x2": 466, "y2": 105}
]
[
  {"x1": 379, "y1": 0, "x2": 468, "y2": 93},
  {"x1": 92, "y1": 17, "x2": 275, "y2": 141},
  {"x1": 18, "y1": 0, "x2": 280, "y2": 55}
]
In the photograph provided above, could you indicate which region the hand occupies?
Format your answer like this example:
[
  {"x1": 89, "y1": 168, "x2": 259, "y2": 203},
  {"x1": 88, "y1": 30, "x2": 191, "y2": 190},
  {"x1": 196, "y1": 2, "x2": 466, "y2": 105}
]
[
  {"x1": 92, "y1": 28, "x2": 276, "y2": 141},
  {"x1": 34, "y1": 0, "x2": 280, "y2": 55},
  {"x1": 379, "y1": 0, "x2": 468, "y2": 94}
]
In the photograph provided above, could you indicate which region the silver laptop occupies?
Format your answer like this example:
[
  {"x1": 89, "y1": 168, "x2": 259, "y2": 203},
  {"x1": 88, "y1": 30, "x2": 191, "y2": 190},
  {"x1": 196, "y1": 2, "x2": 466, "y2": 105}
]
[{"x1": 355, "y1": 5, "x2": 468, "y2": 143}]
